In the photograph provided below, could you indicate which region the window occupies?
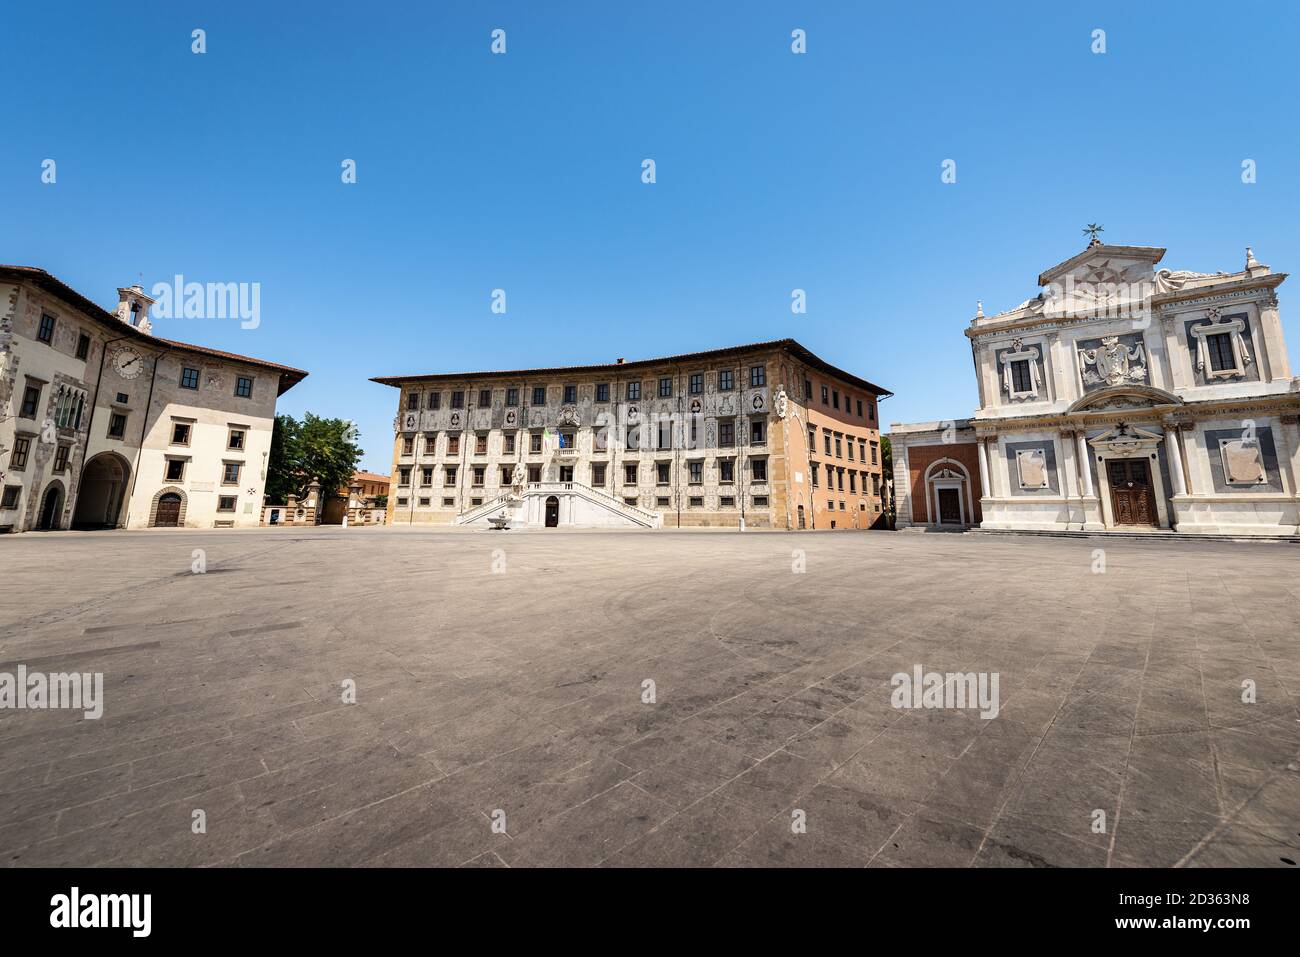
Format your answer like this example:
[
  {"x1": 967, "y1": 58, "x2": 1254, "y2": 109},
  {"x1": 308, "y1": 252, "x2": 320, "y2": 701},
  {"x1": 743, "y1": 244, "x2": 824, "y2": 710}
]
[
  {"x1": 857, "y1": 399, "x2": 863, "y2": 417},
  {"x1": 429, "y1": 392, "x2": 442, "y2": 409},
  {"x1": 564, "y1": 384, "x2": 577, "y2": 404},
  {"x1": 9, "y1": 436, "x2": 31, "y2": 470},
  {"x1": 868, "y1": 401, "x2": 875, "y2": 422},
  {"x1": 689, "y1": 461, "x2": 703, "y2": 485},
  {"x1": 559, "y1": 466, "x2": 573, "y2": 482},
  {"x1": 659, "y1": 377, "x2": 672, "y2": 398},
  {"x1": 592, "y1": 463, "x2": 606, "y2": 485},
  {"x1": 657, "y1": 420, "x2": 672, "y2": 450},
  {"x1": 76, "y1": 334, "x2": 90, "y2": 360},
  {"x1": 753, "y1": 496, "x2": 769, "y2": 507},
  {"x1": 407, "y1": 392, "x2": 420, "y2": 411},
  {"x1": 750, "y1": 365, "x2": 766, "y2": 387},
  {"x1": 473, "y1": 467, "x2": 485, "y2": 487},
  {"x1": 218, "y1": 496, "x2": 237, "y2": 513},
  {"x1": 810, "y1": 463, "x2": 819, "y2": 487},
  {"x1": 180, "y1": 367, "x2": 200, "y2": 390},
  {"x1": 821, "y1": 385, "x2": 829, "y2": 405},
  {"x1": 720, "y1": 459, "x2": 734, "y2": 483},
  {"x1": 505, "y1": 388, "x2": 518, "y2": 407},
  {"x1": 751, "y1": 459, "x2": 767, "y2": 482},
  {"x1": 870, "y1": 442, "x2": 878, "y2": 465},
  {"x1": 832, "y1": 390, "x2": 839, "y2": 410},
  {"x1": 689, "y1": 374, "x2": 703, "y2": 395},
  {"x1": 107, "y1": 413, "x2": 127, "y2": 439},
  {"x1": 625, "y1": 424, "x2": 639, "y2": 450},
  {"x1": 402, "y1": 435, "x2": 415, "y2": 455},
  {"x1": 419, "y1": 497, "x2": 431, "y2": 507},
  {"x1": 447, "y1": 434, "x2": 460, "y2": 455},
  {"x1": 624, "y1": 463, "x2": 638, "y2": 485},
  {"x1": 559, "y1": 430, "x2": 576, "y2": 449},
  {"x1": 421, "y1": 467, "x2": 434, "y2": 486},
  {"x1": 444, "y1": 466, "x2": 458, "y2": 486},
  {"x1": 656, "y1": 496, "x2": 671, "y2": 507},
  {"x1": 859, "y1": 440, "x2": 866, "y2": 461},
  {"x1": 804, "y1": 378, "x2": 812, "y2": 398},
  {"x1": 624, "y1": 497, "x2": 638, "y2": 506},
  {"x1": 500, "y1": 466, "x2": 512, "y2": 484},
  {"x1": 718, "y1": 370, "x2": 734, "y2": 392},
  {"x1": 688, "y1": 496, "x2": 703, "y2": 508},
  {"x1": 808, "y1": 426, "x2": 816, "y2": 452},
  {"x1": 172, "y1": 422, "x2": 191, "y2": 445},
  {"x1": 235, "y1": 376, "x2": 253, "y2": 398},
  {"x1": 627, "y1": 381, "x2": 641, "y2": 400},
  {"x1": 837, "y1": 469, "x2": 844, "y2": 491},
  {"x1": 530, "y1": 432, "x2": 543, "y2": 453},
  {"x1": 528, "y1": 465, "x2": 541, "y2": 483},
  {"x1": 1206, "y1": 333, "x2": 1236, "y2": 373},
  {"x1": 596, "y1": 383, "x2": 610, "y2": 403},
  {"x1": 719, "y1": 420, "x2": 734, "y2": 446},
  {"x1": 872, "y1": 474, "x2": 880, "y2": 495},
  {"x1": 750, "y1": 420, "x2": 765, "y2": 445},
  {"x1": 1010, "y1": 360, "x2": 1032, "y2": 394},
  {"x1": 37, "y1": 314, "x2": 55, "y2": 344},
  {"x1": 1, "y1": 486, "x2": 20, "y2": 509},
  {"x1": 849, "y1": 472, "x2": 856, "y2": 493},
  {"x1": 720, "y1": 496, "x2": 735, "y2": 508},
  {"x1": 451, "y1": 390, "x2": 465, "y2": 409},
  {"x1": 53, "y1": 444, "x2": 70, "y2": 473},
  {"x1": 228, "y1": 429, "x2": 246, "y2": 450},
  {"x1": 222, "y1": 462, "x2": 242, "y2": 485},
  {"x1": 847, "y1": 440, "x2": 855, "y2": 461},
  {"x1": 657, "y1": 462, "x2": 671, "y2": 485},
  {"x1": 397, "y1": 497, "x2": 409, "y2": 507},
  {"x1": 20, "y1": 384, "x2": 41, "y2": 418},
  {"x1": 116, "y1": 393, "x2": 128, "y2": 404},
  {"x1": 503, "y1": 433, "x2": 516, "y2": 454},
  {"x1": 165, "y1": 458, "x2": 186, "y2": 482},
  {"x1": 442, "y1": 497, "x2": 455, "y2": 507},
  {"x1": 823, "y1": 432, "x2": 832, "y2": 455},
  {"x1": 475, "y1": 433, "x2": 488, "y2": 454},
  {"x1": 52, "y1": 387, "x2": 85, "y2": 429},
  {"x1": 835, "y1": 436, "x2": 842, "y2": 457},
  {"x1": 532, "y1": 387, "x2": 546, "y2": 405}
]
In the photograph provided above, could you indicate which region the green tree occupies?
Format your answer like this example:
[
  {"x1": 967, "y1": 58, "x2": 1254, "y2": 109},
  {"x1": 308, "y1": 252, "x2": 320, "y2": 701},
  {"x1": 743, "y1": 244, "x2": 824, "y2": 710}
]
[{"x1": 264, "y1": 413, "x2": 363, "y2": 503}]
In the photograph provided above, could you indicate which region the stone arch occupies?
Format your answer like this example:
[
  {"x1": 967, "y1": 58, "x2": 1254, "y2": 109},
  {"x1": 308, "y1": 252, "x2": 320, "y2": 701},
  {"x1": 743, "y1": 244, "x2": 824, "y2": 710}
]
[
  {"x1": 922, "y1": 457, "x2": 975, "y2": 526},
  {"x1": 37, "y1": 479, "x2": 67, "y2": 530},
  {"x1": 149, "y1": 486, "x2": 189, "y2": 528},
  {"x1": 1066, "y1": 384, "x2": 1182, "y2": 415},
  {"x1": 73, "y1": 451, "x2": 132, "y2": 529}
]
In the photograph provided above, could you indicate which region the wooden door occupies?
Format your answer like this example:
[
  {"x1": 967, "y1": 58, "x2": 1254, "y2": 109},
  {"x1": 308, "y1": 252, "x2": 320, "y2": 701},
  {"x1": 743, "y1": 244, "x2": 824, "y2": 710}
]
[
  {"x1": 544, "y1": 496, "x2": 559, "y2": 528},
  {"x1": 937, "y1": 487, "x2": 962, "y2": 524},
  {"x1": 1107, "y1": 459, "x2": 1155, "y2": 526},
  {"x1": 155, "y1": 493, "x2": 182, "y2": 527}
]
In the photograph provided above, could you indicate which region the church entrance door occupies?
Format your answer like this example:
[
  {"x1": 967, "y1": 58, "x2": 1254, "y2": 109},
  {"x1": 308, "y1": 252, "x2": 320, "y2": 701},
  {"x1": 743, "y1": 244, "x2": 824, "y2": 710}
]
[
  {"x1": 937, "y1": 488, "x2": 962, "y2": 525},
  {"x1": 1108, "y1": 459, "x2": 1156, "y2": 526}
]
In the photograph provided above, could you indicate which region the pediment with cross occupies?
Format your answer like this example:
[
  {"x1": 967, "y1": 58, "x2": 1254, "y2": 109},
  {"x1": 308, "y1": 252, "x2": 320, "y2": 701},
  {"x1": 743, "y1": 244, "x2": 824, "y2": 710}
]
[{"x1": 1088, "y1": 422, "x2": 1164, "y2": 458}]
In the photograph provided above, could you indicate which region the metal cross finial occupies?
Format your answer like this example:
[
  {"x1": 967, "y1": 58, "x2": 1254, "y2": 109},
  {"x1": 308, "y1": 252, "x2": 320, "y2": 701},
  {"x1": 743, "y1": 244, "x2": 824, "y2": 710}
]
[{"x1": 1083, "y1": 223, "x2": 1104, "y2": 245}]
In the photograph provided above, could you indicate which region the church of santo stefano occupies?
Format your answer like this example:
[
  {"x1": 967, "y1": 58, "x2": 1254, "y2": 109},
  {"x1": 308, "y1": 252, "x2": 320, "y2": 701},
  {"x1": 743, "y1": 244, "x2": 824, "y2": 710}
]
[{"x1": 891, "y1": 239, "x2": 1300, "y2": 537}]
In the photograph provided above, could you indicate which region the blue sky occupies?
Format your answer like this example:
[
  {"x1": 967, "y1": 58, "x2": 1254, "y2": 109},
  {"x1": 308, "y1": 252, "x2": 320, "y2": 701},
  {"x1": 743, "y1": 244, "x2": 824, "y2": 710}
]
[{"x1": 6, "y1": 1, "x2": 1299, "y2": 473}]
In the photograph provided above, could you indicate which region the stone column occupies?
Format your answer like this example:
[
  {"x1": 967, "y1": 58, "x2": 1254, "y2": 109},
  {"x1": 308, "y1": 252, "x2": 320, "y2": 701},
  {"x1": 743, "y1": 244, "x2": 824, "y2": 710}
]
[
  {"x1": 1076, "y1": 433, "x2": 1094, "y2": 497},
  {"x1": 285, "y1": 493, "x2": 299, "y2": 525},
  {"x1": 1164, "y1": 427, "x2": 1187, "y2": 496},
  {"x1": 976, "y1": 438, "x2": 990, "y2": 499}
]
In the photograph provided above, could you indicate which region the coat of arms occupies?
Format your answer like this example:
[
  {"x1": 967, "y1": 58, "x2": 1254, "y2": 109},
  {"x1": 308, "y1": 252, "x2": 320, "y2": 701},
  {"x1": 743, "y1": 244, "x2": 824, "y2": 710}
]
[{"x1": 1080, "y1": 336, "x2": 1146, "y2": 386}]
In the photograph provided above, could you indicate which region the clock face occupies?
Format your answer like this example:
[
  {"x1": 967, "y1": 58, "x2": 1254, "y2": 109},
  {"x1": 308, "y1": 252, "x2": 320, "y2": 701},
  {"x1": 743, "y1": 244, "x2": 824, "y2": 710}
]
[{"x1": 114, "y1": 348, "x2": 144, "y2": 380}]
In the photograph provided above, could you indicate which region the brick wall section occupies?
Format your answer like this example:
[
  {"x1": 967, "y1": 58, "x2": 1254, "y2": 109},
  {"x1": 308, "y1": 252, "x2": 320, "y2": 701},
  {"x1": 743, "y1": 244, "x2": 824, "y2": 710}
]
[{"x1": 905, "y1": 441, "x2": 982, "y2": 524}]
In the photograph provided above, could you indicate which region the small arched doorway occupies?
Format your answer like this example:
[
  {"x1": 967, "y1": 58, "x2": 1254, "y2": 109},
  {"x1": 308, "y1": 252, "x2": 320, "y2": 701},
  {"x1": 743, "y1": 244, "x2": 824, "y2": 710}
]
[
  {"x1": 544, "y1": 495, "x2": 560, "y2": 528},
  {"x1": 73, "y1": 452, "x2": 132, "y2": 529},
  {"x1": 37, "y1": 482, "x2": 64, "y2": 530},
  {"x1": 797, "y1": 504, "x2": 806, "y2": 529},
  {"x1": 154, "y1": 493, "x2": 183, "y2": 527}
]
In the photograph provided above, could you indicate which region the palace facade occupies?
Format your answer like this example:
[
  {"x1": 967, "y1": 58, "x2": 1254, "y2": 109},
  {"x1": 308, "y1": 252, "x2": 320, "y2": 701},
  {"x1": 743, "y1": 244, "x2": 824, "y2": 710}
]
[
  {"x1": 891, "y1": 240, "x2": 1300, "y2": 536},
  {"x1": 0, "y1": 266, "x2": 306, "y2": 532},
  {"x1": 373, "y1": 339, "x2": 890, "y2": 530}
]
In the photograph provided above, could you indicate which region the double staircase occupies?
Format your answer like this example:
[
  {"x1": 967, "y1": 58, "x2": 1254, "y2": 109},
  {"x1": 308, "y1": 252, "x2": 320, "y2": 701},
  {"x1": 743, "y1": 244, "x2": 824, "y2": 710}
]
[{"x1": 454, "y1": 481, "x2": 661, "y2": 528}]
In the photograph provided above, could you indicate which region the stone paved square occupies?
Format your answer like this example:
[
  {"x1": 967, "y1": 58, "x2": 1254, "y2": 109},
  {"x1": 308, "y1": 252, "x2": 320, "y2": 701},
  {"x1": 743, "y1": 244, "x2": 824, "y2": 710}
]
[{"x1": 1, "y1": 528, "x2": 1297, "y2": 868}]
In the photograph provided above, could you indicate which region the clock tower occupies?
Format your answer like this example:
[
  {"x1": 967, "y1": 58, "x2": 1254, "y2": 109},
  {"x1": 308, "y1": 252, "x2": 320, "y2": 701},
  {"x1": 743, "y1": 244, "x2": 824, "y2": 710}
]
[{"x1": 115, "y1": 283, "x2": 156, "y2": 334}]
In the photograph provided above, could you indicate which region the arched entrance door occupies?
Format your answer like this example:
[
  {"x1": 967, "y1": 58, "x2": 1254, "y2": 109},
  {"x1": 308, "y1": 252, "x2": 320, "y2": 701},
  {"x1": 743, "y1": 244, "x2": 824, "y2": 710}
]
[
  {"x1": 544, "y1": 495, "x2": 559, "y2": 528},
  {"x1": 154, "y1": 493, "x2": 183, "y2": 527},
  {"x1": 72, "y1": 452, "x2": 131, "y2": 529},
  {"x1": 37, "y1": 483, "x2": 64, "y2": 530}
]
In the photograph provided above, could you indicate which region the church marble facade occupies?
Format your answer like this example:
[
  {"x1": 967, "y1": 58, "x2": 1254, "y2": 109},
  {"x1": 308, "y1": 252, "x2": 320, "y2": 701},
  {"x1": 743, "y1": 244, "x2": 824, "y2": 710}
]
[{"x1": 892, "y1": 240, "x2": 1300, "y2": 536}]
